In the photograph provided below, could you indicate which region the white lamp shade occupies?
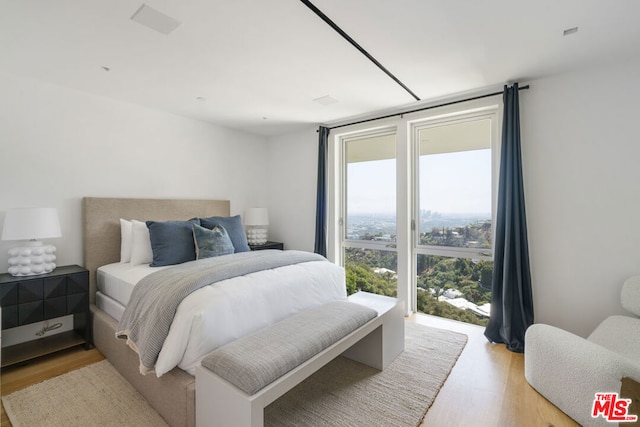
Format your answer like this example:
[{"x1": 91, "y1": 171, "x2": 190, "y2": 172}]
[
  {"x1": 1, "y1": 207, "x2": 62, "y2": 241},
  {"x1": 244, "y1": 208, "x2": 269, "y2": 226}
]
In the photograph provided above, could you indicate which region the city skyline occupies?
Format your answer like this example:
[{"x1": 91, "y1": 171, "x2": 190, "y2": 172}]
[{"x1": 347, "y1": 148, "x2": 492, "y2": 215}]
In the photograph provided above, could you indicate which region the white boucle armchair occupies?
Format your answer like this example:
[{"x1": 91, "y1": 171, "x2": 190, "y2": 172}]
[{"x1": 525, "y1": 276, "x2": 640, "y2": 427}]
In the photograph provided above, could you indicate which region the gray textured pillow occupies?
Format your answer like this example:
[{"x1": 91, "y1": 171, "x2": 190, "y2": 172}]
[
  {"x1": 199, "y1": 215, "x2": 250, "y2": 252},
  {"x1": 193, "y1": 223, "x2": 235, "y2": 259}
]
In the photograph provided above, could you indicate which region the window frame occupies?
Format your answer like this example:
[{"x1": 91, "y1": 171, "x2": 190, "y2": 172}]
[
  {"x1": 342, "y1": 129, "x2": 398, "y2": 243},
  {"x1": 335, "y1": 125, "x2": 399, "y2": 267},
  {"x1": 410, "y1": 108, "x2": 500, "y2": 262}
]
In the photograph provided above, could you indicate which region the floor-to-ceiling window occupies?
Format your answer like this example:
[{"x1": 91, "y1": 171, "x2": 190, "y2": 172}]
[
  {"x1": 340, "y1": 129, "x2": 398, "y2": 297},
  {"x1": 331, "y1": 102, "x2": 499, "y2": 325},
  {"x1": 412, "y1": 112, "x2": 496, "y2": 326}
]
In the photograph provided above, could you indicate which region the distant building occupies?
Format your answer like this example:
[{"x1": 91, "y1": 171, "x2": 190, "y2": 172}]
[
  {"x1": 438, "y1": 296, "x2": 490, "y2": 318},
  {"x1": 442, "y1": 288, "x2": 463, "y2": 299},
  {"x1": 373, "y1": 267, "x2": 398, "y2": 279}
]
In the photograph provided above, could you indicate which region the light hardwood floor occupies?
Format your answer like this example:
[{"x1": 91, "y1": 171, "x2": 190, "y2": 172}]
[
  {"x1": 0, "y1": 315, "x2": 577, "y2": 427},
  {"x1": 411, "y1": 314, "x2": 578, "y2": 427}
]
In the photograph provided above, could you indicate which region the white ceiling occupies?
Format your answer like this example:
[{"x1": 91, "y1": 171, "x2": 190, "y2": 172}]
[{"x1": 1, "y1": 0, "x2": 639, "y2": 136}]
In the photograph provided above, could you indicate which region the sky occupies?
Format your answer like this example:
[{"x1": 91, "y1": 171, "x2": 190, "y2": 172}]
[{"x1": 347, "y1": 149, "x2": 492, "y2": 215}]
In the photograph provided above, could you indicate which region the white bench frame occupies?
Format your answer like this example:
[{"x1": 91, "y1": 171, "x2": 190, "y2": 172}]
[{"x1": 195, "y1": 292, "x2": 404, "y2": 427}]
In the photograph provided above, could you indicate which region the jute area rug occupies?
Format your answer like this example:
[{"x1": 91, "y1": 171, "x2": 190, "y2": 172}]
[{"x1": 2, "y1": 322, "x2": 467, "y2": 427}]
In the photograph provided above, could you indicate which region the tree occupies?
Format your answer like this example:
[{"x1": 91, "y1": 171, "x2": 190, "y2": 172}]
[{"x1": 347, "y1": 249, "x2": 491, "y2": 327}]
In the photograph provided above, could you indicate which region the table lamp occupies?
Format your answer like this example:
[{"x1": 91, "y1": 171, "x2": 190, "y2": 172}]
[
  {"x1": 1, "y1": 207, "x2": 62, "y2": 276},
  {"x1": 244, "y1": 208, "x2": 269, "y2": 246}
]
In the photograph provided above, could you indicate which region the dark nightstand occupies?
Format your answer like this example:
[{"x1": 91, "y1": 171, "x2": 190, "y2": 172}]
[
  {"x1": 0, "y1": 265, "x2": 90, "y2": 368},
  {"x1": 249, "y1": 241, "x2": 284, "y2": 251}
]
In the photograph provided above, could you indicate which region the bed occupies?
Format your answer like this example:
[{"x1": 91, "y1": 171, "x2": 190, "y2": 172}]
[{"x1": 82, "y1": 197, "x2": 346, "y2": 427}]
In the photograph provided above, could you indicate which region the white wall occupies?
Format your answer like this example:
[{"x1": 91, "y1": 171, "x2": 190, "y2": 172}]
[
  {"x1": 0, "y1": 72, "x2": 269, "y2": 272},
  {"x1": 266, "y1": 59, "x2": 640, "y2": 337},
  {"x1": 522, "y1": 58, "x2": 640, "y2": 337},
  {"x1": 267, "y1": 127, "x2": 319, "y2": 251}
]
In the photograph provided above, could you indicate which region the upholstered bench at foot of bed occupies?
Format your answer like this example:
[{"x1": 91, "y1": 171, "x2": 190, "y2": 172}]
[{"x1": 195, "y1": 292, "x2": 404, "y2": 427}]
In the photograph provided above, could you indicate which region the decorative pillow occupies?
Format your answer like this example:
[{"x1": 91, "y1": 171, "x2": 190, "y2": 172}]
[
  {"x1": 146, "y1": 219, "x2": 200, "y2": 267},
  {"x1": 130, "y1": 220, "x2": 153, "y2": 265},
  {"x1": 193, "y1": 224, "x2": 235, "y2": 259},
  {"x1": 199, "y1": 215, "x2": 250, "y2": 253},
  {"x1": 120, "y1": 219, "x2": 132, "y2": 263}
]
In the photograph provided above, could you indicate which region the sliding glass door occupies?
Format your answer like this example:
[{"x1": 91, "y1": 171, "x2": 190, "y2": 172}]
[{"x1": 332, "y1": 102, "x2": 499, "y2": 325}]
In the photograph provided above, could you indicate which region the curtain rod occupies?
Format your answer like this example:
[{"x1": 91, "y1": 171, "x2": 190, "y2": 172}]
[{"x1": 325, "y1": 84, "x2": 530, "y2": 131}]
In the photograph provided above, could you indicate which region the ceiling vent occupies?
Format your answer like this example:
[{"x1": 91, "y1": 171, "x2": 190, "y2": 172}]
[
  {"x1": 313, "y1": 95, "x2": 338, "y2": 106},
  {"x1": 131, "y1": 4, "x2": 181, "y2": 35}
]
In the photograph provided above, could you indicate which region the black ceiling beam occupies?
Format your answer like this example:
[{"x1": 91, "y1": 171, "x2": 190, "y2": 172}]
[{"x1": 299, "y1": 0, "x2": 421, "y2": 101}]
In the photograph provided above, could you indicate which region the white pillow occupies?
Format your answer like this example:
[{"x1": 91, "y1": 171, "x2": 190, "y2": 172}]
[
  {"x1": 130, "y1": 220, "x2": 153, "y2": 265},
  {"x1": 120, "y1": 219, "x2": 132, "y2": 263}
]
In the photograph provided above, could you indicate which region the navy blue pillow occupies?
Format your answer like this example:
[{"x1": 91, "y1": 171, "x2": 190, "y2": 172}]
[
  {"x1": 146, "y1": 219, "x2": 200, "y2": 266},
  {"x1": 199, "y1": 215, "x2": 250, "y2": 253}
]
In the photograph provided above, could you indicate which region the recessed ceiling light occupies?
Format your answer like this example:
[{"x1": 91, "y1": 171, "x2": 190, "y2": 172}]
[
  {"x1": 563, "y1": 27, "x2": 579, "y2": 36},
  {"x1": 131, "y1": 4, "x2": 181, "y2": 35},
  {"x1": 313, "y1": 95, "x2": 338, "y2": 106}
]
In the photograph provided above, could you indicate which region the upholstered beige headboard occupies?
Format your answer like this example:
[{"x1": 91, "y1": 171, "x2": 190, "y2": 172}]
[{"x1": 82, "y1": 197, "x2": 230, "y2": 303}]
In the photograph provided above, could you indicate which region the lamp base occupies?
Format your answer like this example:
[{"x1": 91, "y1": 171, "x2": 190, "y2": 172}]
[
  {"x1": 246, "y1": 226, "x2": 268, "y2": 246},
  {"x1": 7, "y1": 241, "x2": 57, "y2": 276}
]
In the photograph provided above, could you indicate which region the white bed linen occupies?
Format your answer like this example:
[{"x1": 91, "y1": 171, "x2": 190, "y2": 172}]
[
  {"x1": 96, "y1": 291, "x2": 126, "y2": 321},
  {"x1": 97, "y1": 263, "x2": 169, "y2": 307},
  {"x1": 98, "y1": 259, "x2": 346, "y2": 377}
]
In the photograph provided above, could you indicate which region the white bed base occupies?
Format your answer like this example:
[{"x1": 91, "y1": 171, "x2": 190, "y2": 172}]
[{"x1": 195, "y1": 292, "x2": 404, "y2": 427}]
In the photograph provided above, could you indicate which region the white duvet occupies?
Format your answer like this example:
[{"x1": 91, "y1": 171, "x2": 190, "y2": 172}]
[{"x1": 151, "y1": 260, "x2": 346, "y2": 376}]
